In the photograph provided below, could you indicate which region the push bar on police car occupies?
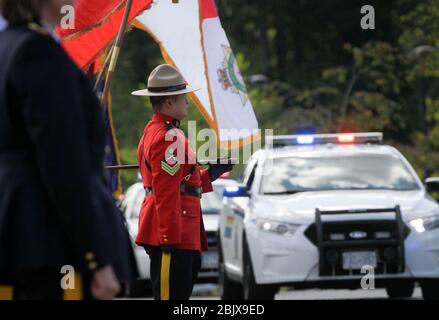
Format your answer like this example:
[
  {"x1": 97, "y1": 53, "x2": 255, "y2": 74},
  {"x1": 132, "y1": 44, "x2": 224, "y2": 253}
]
[{"x1": 313, "y1": 205, "x2": 407, "y2": 277}]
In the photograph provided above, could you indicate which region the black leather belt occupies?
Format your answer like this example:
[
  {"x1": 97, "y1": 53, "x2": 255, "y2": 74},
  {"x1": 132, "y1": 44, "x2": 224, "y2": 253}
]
[
  {"x1": 145, "y1": 184, "x2": 202, "y2": 198},
  {"x1": 180, "y1": 184, "x2": 202, "y2": 198}
]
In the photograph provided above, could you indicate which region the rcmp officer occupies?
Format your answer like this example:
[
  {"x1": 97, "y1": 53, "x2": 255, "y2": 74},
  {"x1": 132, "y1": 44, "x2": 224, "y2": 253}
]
[
  {"x1": 0, "y1": 0, "x2": 136, "y2": 299},
  {"x1": 132, "y1": 64, "x2": 233, "y2": 300}
]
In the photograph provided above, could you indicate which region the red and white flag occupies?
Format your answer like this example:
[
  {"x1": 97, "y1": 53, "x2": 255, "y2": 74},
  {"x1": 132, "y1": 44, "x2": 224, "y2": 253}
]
[
  {"x1": 57, "y1": 0, "x2": 153, "y2": 69},
  {"x1": 135, "y1": 0, "x2": 260, "y2": 148}
]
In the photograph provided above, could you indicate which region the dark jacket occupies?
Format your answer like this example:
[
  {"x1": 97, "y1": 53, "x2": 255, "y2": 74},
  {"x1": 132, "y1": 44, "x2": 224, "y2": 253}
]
[{"x1": 0, "y1": 24, "x2": 136, "y2": 283}]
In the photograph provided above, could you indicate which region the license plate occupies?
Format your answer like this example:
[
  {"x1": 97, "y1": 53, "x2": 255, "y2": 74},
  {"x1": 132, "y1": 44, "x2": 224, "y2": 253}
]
[
  {"x1": 342, "y1": 251, "x2": 377, "y2": 270},
  {"x1": 201, "y1": 252, "x2": 218, "y2": 269}
]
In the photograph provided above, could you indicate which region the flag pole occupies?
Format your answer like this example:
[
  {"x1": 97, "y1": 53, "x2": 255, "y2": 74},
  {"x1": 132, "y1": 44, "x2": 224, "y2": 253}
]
[
  {"x1": 100, "y1": 0, "x2": 180, "y2": 101},
  {"x1": 100, "y1": 0, "x2": 133, "y2": 108},
  {"x1": 105, "y1": 164, "x2": 139, "y2": 170},
  {"x1": 104, "y1": 158, "x2": 237, "y2": 170},
  {"x1": 94, "y1": 44, "x2": 114, "y2": 91}
]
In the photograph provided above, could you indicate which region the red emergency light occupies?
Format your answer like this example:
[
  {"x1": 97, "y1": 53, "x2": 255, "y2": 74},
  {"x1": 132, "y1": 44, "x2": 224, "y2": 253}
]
[{"x1": 337, "y1": 134, "x2": 355, "y2": 143}]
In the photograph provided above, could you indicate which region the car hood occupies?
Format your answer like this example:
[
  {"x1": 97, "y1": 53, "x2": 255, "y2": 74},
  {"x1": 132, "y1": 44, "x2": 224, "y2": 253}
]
[{"x1": 252, "y1": 189, "x2": 439, "y2": 223}]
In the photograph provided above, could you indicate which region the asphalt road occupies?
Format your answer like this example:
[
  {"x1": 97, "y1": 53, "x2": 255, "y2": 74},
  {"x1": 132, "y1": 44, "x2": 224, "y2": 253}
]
[{"x1": 188, "y1": 284, "x2": 423, "y2": 300}]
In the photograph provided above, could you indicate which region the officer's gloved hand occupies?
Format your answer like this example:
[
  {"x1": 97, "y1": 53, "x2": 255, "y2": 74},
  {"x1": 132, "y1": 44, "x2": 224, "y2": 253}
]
[
  {"x1": 208, "y1": 157, "x2": 234, "y2": 182},
  {"x1": 160, "y1": 244, "x2": 177, "y2": 253}
]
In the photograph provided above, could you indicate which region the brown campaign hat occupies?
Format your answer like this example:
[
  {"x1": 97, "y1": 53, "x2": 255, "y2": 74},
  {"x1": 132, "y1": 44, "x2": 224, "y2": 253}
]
[{"x1": 131, "y1": 64, "x2": 200, "y2": 96}]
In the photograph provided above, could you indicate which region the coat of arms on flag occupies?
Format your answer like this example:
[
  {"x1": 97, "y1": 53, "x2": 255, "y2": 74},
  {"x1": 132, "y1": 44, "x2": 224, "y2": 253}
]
[{"x1": 218, "y1": 45, "x2": 249, "y2": 106}]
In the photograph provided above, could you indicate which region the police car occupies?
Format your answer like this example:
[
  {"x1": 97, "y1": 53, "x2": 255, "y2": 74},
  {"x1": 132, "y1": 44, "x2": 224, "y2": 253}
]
[
  {"x1": 121, "y1": 176, "x2": 238, "y2": 296},
  {"x1": 218, "y1": 133, "x2": 439, "y2": 300}
]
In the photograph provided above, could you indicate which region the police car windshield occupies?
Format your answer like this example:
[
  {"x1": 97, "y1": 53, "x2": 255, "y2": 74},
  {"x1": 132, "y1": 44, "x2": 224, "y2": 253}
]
[{"x1": 261, "y1": 154, "x2": 420, "y2": 194}]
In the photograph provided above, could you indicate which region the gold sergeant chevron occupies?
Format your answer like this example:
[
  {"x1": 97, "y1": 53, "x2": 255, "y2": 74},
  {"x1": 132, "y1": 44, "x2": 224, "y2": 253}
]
[{"x1": 161, "y1": 161, "x2": 180, "y2": 176}]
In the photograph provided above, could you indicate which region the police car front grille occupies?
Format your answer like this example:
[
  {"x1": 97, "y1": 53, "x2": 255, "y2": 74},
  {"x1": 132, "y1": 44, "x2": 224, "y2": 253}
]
[{"x1": 304, "y1": 207, "x2": 410, "y2": 276}]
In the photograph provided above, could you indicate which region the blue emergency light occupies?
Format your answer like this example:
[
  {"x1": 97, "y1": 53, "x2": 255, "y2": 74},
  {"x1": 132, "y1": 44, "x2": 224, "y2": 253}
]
[
  {"x1": 296, "y1": 135, "x2": 315, "y2": 144},
  {"x1": 223, "y1": 185, "x2": 250, "y2": 198}
]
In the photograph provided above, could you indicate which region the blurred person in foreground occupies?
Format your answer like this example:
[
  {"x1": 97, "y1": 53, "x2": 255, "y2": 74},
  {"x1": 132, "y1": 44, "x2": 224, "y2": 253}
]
[{"x1": 0, "y1": 0, "x2": 136, "y2": 300}]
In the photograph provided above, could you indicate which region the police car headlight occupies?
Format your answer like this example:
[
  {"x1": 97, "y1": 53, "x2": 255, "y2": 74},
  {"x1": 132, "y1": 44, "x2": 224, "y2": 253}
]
[
  {"x1": 410, "y1": 215, "x2": 439, "y2": 233},
  {"x1": 257, "y1": 218, "x2": 300, "y2": 236}
]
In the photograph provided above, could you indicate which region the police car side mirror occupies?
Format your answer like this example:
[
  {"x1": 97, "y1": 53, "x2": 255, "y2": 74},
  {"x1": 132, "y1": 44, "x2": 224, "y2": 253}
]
[
  {"x1": 425, "y1": 177, "x2": 439, "y2": 193},
  {"x1": 223, "y1": 184, "x2": 250, "y2": 198}
]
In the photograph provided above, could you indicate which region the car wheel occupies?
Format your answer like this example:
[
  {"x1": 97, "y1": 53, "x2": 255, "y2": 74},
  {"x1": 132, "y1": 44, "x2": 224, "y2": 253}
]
[
  {"x1": 421, "y1": 280, "x2": 439, "y2": 300},
  {"x1": 386, "y1": 282, "x2": 414, "y2": 299},
  {"x1": 218, "y1": 241, "x2": 244, "y2": 300},
  {"x1": 243, "y1": 241, "x2": 277, "y2": 300}
]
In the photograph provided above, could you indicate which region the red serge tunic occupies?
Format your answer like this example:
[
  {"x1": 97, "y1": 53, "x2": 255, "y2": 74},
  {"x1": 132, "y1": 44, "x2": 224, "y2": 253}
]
[{"x1": 135, "y1": 113, "x2": 213, "y2": 251}]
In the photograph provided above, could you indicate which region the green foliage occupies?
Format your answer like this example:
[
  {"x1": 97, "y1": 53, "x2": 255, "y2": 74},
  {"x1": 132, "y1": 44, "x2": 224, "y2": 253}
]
[
  {"x1": 119, "y1": 147, "x2": 139, "y2": 190},
  {"x1": 110, "y1": 0, "x2": 439, "y2": 191}
]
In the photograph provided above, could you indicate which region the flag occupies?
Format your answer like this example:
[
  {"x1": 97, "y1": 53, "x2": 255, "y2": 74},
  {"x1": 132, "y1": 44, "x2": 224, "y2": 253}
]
[
  {"x1": 88, "y1": 61, "x2": 123, "y2": 196},
  {"x1": 56, "y1": 0, "x2": 153, "y2": 69},
  {"x1": 56, "y1": 0, "x2": 126, "y2": 39},
  {"x1": 55, "y1": 1, "x2": 153, "y2": 194},
  {"x1": 102, "y1": 93, "x2": 123, "y2": 196},
  {"x1": 134, "y1": 0, "x2": 260, "y2": 148}
]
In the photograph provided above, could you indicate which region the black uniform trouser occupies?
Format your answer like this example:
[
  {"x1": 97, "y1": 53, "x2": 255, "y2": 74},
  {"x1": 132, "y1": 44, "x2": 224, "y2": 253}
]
[
  {"x1": 0, "y1": 268, "x2": 93, "y2": 300},
  {"x1": 144, "y1": 246, "x2": 201, "y2": 300}
]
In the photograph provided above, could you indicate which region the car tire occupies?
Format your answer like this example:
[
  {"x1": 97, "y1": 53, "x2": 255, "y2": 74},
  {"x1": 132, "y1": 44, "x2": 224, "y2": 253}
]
[
  {"x1": 218, "y1": 241, "x2": 244, "y2": 300},
  {"x1": 385, "y1": 282, "x2": 414, "y2": 299},
  {"x1": 421, "y1": 280, "x2": 439, "y2": 300},
  {"x1": 243, "y1": 241, "x2": 277, "y2": 300}
]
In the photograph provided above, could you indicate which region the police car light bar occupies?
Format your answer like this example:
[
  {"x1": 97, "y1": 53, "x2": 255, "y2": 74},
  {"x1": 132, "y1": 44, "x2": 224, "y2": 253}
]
[{"x1": 266, "y1": 132, "x2": 383, "y2": 147}]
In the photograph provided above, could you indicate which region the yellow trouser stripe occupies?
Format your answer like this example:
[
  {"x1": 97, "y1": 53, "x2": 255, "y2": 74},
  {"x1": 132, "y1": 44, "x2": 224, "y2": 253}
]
[
  {"x1": 0, "y1": 286, "x2": 13, "y2": 300},
  {"x1": 63, "y1": 272, "x2": 83, "y2": 300},
  {"x1": 160, "y1": 252, "x2": 171, "y2": 300}
]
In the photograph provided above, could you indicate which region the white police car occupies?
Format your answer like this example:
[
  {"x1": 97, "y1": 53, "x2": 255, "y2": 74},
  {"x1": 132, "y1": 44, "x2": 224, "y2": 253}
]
[{"x1": 218, "y1": 133, "x2": 439, "y2": 300}]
